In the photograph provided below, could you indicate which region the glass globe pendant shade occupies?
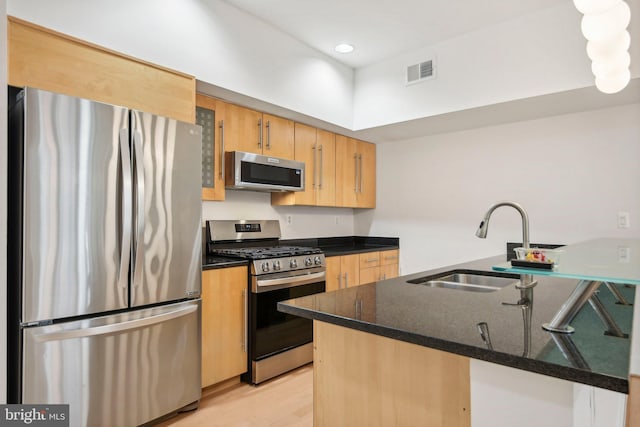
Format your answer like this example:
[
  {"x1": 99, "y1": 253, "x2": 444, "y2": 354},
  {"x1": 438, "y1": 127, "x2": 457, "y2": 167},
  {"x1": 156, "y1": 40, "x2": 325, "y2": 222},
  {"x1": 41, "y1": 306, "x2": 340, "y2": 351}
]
[
  {"x1": 595, "y1": 68, "x2": 631, "y2": 94},
  {"x1": 573, "y1": 0, "x2": 621, "y2": 15},
  {"x1": 581, "y1": 1, "x2": 631, "y2": 42},
  {"x1": 586, "y1": 30, "x2": 630, "y2": 62},
  {"x1": 591, "y1": 51, "x2": 630, "y2": 78}
]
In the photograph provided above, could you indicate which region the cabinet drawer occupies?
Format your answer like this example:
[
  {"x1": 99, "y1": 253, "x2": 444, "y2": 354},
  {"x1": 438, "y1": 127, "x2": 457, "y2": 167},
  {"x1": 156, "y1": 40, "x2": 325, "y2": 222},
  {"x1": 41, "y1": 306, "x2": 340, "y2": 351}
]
[
  {"x1": 359, "y1": 252, "x2": 380, "y2": 269},
  {"x1": 380, "y1": 250, "x2": 399, "y2": 266}
]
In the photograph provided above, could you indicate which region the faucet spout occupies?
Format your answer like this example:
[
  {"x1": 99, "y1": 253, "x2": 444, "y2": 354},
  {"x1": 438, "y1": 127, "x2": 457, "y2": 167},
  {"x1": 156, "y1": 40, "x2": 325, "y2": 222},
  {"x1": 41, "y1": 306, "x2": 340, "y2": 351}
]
[{"x1": 475, "y1": 201, "x2": 530, "y2": 249}]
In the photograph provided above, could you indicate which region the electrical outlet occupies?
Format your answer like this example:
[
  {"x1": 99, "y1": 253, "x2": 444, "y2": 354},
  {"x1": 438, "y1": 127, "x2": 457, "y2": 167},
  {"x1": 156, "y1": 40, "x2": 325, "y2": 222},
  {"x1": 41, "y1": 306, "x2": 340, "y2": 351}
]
[
  {"x1": 335, "y1": 216, "x2": 339, "y2": 225},
  {"x1": 617, "y1": 212, "x2": 630, "y2": 229},
  {"x1": 618, "y1": 246, "x2": 630, "y2": 263},
  {"x1": 286, "y1": 215, "x2": 293, "y2": 225}
]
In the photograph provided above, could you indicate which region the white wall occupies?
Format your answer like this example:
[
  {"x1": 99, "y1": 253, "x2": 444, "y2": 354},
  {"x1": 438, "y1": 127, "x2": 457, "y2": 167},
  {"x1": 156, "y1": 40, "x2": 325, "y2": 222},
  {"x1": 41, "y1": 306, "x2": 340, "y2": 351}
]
[
  {"x1": 1, "y1": 0, "x2": 7, "y2": 404},
  {"x1": 6, "y1": 0, "x2": 355, "y2": 128},
  {"x1": 353, "y1": 0, "x2": 640, "y2": 130},
  {"x1": 202, "y1": 191, "x2": 354, "y2": 240},
  {"x1": 356, "y1": 103, "x2": 640, "y2": 275}
]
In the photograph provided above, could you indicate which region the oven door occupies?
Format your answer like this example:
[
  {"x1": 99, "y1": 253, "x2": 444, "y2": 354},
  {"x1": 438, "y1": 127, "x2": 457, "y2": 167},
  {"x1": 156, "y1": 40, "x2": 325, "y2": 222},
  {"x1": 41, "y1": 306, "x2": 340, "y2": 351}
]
[{"x1": 250, "y1": 269, "x2": 325, "y2": 360}]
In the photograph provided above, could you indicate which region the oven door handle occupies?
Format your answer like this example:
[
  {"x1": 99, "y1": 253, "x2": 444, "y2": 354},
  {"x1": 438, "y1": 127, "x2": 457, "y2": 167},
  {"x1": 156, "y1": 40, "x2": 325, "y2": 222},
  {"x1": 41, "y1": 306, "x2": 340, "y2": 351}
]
[{"x1": 256, "y1": 271, "x2": 326, "y2": 290}]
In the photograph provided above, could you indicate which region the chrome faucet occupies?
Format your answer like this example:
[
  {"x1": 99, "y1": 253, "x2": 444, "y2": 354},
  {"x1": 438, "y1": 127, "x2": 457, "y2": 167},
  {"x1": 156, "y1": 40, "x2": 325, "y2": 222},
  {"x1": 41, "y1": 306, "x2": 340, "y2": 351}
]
[
  {"x1": 475, "y1": 201, "x2": 530, "y2": 249},
  {"x1": 476, "y1": 201, "x2": 535, "y2": 288}
]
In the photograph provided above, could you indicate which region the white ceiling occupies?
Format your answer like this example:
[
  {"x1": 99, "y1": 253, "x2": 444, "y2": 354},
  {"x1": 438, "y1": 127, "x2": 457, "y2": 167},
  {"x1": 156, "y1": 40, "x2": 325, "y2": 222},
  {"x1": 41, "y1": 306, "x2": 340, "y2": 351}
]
[{"x1": 220, "y1": 0, "x2": 568, "y2": 68}]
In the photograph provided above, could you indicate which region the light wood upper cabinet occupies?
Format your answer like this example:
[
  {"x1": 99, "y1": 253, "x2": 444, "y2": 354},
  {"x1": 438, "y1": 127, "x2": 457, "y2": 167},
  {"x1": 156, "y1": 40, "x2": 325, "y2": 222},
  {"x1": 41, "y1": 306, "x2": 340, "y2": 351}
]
[
  {"x1": 8, "y1": 17, "x2": 195, "y2": 123},
  {"x1": 262, "y1": 114, "x2": 295, "y2": 159},
  {"x1": 271, "y1": 124, "x2": 336, "y2": 207},
  {"x1": 201, "y1": 266, "x2": 248, "y2": 388},
  {"x1": 316, "y1": 129, "x2": 337, "y2": 206},
  {"x1": 335, "y1": 136, "x2": 376, "y2": 208},
  {"x1": 220, "y1": 103, "x2": 294, "y2": 159},
  {"x1": 196, "y1": 94, "x2": 226, "y2": 201},
  {"x1": 222, "y1": 102, "x2": 264, "y2": 154}
]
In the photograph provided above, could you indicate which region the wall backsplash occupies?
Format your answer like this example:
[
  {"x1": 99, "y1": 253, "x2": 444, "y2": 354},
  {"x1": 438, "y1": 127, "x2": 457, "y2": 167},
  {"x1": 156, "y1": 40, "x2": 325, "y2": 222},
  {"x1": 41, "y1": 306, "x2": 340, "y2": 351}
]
[{"x1": 202, "y1": 190, "x2": 355, "y2": 239}]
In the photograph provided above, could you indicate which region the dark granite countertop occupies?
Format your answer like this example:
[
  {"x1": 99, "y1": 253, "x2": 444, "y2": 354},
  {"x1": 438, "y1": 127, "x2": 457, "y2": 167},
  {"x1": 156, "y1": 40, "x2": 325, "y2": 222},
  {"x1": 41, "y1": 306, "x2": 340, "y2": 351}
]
[
  {"x1": 282, "y1": 236, "x2": 399, "y2": 257},
  {"x1": 202, "y1": 256, "x2": 249, "y2": 271},
  {"x1": 278, "y1": 254, "x2": 635, "y2": 393}
]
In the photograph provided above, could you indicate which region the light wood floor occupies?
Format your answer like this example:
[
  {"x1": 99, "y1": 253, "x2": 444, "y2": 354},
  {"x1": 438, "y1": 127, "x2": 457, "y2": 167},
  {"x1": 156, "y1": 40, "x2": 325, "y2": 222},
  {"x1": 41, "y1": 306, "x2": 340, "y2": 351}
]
[{"x1": 156, "y1": 364, "x2": 313, "y2": 427}]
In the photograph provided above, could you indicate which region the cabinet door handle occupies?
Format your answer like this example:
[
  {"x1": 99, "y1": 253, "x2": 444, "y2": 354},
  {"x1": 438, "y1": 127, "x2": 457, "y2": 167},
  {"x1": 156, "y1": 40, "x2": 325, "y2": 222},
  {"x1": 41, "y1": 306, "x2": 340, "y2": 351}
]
[
  {"x1": 344, "y1": 272, "x2": 349, "y2": 288},
  {"x1": 354, "y1": 154, "x2": 359, "y2": 193},
  {"x1": 364, "y1": 258, "x2": 378, "y2": 263},
  {"x1": 337, "y1": 273, "x2": 342, "y2": 289},
  {"x1": 219, "y1": 120, "x2": 225, "y2": 180},
  {"x1": 242, "y1": 288, "x2": 247, "y2": 352},
  {"x1": 258, "y1": 118, "x2": 263, "y2": 149},
  {"x1": 266, "y1": 120, "x2": 271, "y2": 150},
  {"x1": 318, "y1": 144, "x2": 324, "y2": 190},
  {"x1": 359, "y1": 154, "x2": 364, "y2": 194},
  {"x1": 311, "y1": 144, "x2": 317, "y2": 189}
]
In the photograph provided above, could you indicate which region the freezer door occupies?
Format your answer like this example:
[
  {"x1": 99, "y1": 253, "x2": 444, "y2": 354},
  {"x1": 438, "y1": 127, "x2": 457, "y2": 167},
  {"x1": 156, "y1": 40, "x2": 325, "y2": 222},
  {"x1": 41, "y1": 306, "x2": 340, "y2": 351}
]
[
  {"x1": 22, "y1": 300, "x2": 201, "y2": 427},
  {"x1": 130, "y1": 110, "x2": 202, "y2": 307},
  {"x1": 21, "y1": 89, "x2": 131, "y2": 323}
]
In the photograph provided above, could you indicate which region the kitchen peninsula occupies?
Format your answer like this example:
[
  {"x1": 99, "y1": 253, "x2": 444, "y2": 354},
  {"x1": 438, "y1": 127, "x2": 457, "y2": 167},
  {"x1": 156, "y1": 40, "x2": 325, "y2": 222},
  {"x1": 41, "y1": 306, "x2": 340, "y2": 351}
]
[{"x1": 279, "y1": 239, "x2": 638, "y2": 427}]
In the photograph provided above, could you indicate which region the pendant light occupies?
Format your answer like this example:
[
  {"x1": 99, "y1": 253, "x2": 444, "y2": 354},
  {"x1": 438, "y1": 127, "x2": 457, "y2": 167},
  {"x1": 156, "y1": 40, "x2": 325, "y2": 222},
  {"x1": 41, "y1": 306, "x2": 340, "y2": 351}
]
[{"x1": 573, "y1": 0, "x2": 632, "y2": 94}]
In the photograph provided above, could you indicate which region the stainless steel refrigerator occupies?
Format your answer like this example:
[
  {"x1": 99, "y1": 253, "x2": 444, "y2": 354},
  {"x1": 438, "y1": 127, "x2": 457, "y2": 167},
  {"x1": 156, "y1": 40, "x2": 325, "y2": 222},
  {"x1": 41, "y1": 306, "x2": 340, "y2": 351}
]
[{"x1": 7, "y1": 87, "x2": 203, "y2": 427}]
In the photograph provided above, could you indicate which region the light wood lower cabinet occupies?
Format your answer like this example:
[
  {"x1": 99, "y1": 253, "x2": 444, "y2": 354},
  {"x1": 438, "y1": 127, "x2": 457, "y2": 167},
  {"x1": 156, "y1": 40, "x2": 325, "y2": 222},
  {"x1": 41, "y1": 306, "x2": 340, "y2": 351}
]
[
  {"x1": 314, "y1": 321, "x2": 470, "y2": 427},
  {"x1": 327, "y1": 250, "x2": 399, "y2": 290},
  {"x1": 201, "y1": 266, "x2": 248, "y2": 388},
  {"x1": 325, "y1": 254, "x2": 360, "y2": 292}
]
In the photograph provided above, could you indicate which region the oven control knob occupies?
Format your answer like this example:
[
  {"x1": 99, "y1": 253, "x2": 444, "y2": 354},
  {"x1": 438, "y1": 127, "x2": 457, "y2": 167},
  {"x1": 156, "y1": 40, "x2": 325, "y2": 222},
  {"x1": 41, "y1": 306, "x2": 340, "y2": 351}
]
[
  {"x1": 261, "y1": 262, "x2": 270, "y2": 273},
  {"x1": 290, "y1": 259, "x2": 298, "y2": 268},
  {"x1": 305, "y1": 257, "x2": 313, "y2": 267},
  {"x1": 273, "y1": 260, "x2": 281, "y2": 271},
  {"x1": 314, "y1": 256, "x2": 322, "y2": 265}
]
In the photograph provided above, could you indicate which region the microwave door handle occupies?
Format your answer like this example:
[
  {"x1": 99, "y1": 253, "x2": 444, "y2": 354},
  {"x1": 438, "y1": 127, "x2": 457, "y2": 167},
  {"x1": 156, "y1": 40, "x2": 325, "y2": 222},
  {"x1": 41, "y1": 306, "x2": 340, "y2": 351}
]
[
  {"x1": 219, "y1": 120, "x2": 225, "y2": 180},
  {"x1": 132, "y1": 127, "x2": 145, "y2": 299},
  {"x1": 118, "y1": 128, "x2": 132, "y2": 293}
]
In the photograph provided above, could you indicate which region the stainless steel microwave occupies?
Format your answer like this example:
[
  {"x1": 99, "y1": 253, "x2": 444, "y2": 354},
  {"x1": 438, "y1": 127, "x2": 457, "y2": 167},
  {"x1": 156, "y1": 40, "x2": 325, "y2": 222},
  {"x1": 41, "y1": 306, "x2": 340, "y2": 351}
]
[{"x1": 225, "y1": 151, "x2": 305, "y2": 192}]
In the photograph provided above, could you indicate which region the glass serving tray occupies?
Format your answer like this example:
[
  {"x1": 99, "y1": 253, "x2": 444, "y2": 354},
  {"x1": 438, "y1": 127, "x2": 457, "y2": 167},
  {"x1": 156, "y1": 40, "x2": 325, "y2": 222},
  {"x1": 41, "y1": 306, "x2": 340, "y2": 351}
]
[{"x1": 493, "y1": 238, "x2": 640, "y2": 285}]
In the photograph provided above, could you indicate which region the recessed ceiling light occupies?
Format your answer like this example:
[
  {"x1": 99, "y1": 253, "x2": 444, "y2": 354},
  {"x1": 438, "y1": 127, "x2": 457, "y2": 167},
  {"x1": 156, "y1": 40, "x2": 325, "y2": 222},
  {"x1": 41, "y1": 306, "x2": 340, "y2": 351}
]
[{"x1": 334, "y1": 43, "x2": 355, "y2": 54}]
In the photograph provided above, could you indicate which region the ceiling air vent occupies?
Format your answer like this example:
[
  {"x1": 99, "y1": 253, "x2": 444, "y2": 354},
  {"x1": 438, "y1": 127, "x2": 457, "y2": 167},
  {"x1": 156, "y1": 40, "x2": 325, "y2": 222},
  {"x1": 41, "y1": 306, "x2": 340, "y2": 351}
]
[{"x1": 406, "y1": 59, "x2": 435, "y2": 85}]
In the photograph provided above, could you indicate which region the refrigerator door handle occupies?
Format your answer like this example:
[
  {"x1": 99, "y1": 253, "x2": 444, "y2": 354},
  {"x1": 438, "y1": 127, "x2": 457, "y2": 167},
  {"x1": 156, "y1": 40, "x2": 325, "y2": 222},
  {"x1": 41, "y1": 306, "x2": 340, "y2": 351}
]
[
  {"x1": 32, "y1": 304, "x2": 198, "y2": 342},
  {"x1": 118, "y1": 128, "x2": 132, "y2": 290},
  {"x1": 132, "y1": 127, "x2": 145, "y2": 293}
]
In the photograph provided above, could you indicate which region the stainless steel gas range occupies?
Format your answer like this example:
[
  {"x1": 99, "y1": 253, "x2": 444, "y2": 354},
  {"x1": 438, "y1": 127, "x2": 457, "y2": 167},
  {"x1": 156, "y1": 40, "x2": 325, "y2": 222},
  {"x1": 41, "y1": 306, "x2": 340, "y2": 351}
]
[{"x1": 206, "y1": 220, "x2": 326, "y2": 384}]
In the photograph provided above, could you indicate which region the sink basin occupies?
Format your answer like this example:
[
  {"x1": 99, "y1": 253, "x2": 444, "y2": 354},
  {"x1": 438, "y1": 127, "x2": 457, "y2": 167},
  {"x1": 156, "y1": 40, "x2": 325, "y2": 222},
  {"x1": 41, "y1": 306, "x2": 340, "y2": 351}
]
[{"x1": 406, "y1": 269, "x2": 520, "y2": 292}]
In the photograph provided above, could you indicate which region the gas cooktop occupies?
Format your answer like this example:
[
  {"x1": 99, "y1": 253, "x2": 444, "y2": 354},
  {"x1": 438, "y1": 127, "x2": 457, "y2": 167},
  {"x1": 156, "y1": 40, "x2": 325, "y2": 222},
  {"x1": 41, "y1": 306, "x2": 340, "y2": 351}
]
[{"x1": 211, "y1": 245, "x2": 323, "y2": 260}]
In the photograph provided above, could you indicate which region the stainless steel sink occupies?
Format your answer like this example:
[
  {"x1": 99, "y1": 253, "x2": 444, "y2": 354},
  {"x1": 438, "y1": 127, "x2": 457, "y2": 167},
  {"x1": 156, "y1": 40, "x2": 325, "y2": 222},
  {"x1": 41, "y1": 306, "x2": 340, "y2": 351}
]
[{"x1": 406, "y1": 270, "x2": 520, "y2": 292}]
